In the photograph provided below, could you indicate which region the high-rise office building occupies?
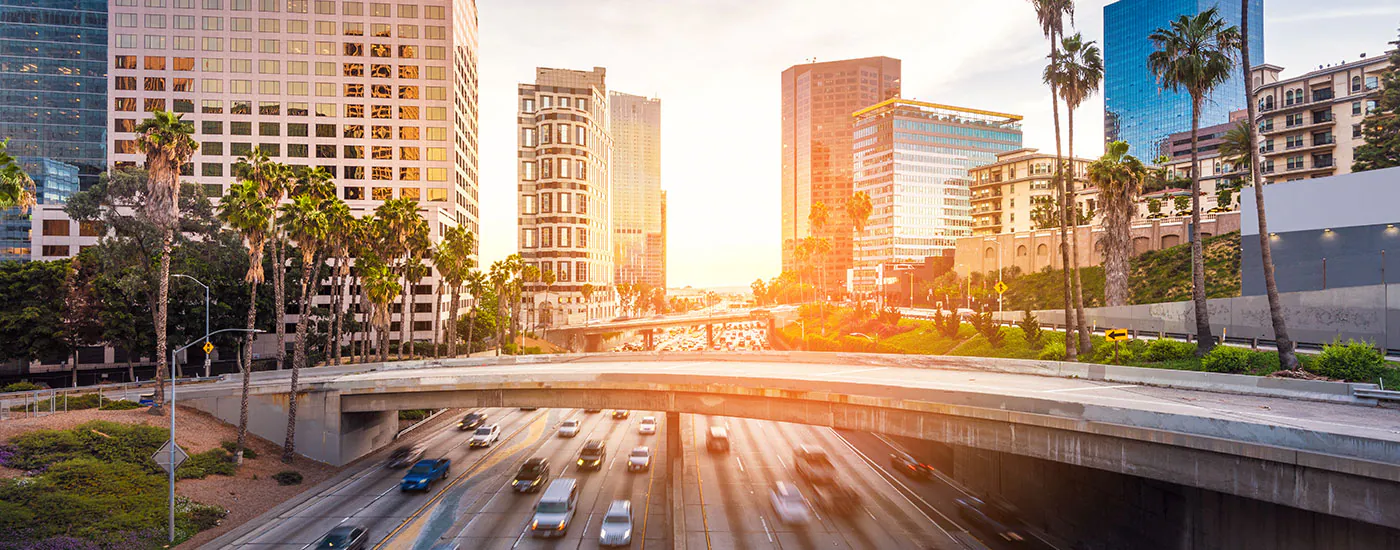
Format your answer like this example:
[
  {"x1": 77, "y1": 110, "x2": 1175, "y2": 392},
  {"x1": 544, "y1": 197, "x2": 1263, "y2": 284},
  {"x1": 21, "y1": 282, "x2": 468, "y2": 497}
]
[
  {"x1": 1104, "y1": 0, "x2": 1262, "y2": 160},
  {"x1": 0, "y1": 0, "x2": 108, "y2": 260},
  {"x1": 609, "y1": 91, "x2": 663, "y2": 290},
  {"x1": 518, "y1": 67, "x2": 617, "y2": 326},
  {"x1": 850, "y1": 99, "x2": 1022, "y2": 293},
  {"x1": 106, "y1": 0, "x2": 481, "y2": 349},
  {"x1": 781, "y1": 56, "x2": 900, "y2": 290}
]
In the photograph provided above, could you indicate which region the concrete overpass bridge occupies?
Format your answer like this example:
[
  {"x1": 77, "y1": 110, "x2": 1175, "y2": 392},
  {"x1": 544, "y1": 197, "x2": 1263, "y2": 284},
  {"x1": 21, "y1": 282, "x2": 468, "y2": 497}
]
[
  {"x1": 545, "y1": 310, "x2": 770, "y2": 350},
  {"x1": 180, "y1": 351, "x2": 1400, "y2": 539}
]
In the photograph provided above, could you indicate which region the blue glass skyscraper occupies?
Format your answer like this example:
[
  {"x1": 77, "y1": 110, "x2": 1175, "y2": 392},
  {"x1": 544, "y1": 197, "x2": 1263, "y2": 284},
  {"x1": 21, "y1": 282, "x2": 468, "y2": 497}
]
[
  {"x1": 0, "y1": 0, "x2": 106, "y2": 260},
  {"x1": 1104, "y1": 0, "x2": 1262, "y2": 161}
]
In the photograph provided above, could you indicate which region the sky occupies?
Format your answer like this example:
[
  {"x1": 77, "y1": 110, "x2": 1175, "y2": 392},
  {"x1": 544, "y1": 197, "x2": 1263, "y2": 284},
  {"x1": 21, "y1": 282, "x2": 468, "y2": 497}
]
[{"x1": 475, "y1": 0, "x2": 1400, "y2": 289}]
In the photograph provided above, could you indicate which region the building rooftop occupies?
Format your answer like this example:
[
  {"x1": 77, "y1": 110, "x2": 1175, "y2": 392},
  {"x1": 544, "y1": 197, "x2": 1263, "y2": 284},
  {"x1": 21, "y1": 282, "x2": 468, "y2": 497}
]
[
  {"x1": 1254, "y1": 54, "x2": 1390, "y2": 88},
  {"x1": 853, "y1": 98, "x2": 1022, "y2": 129}
]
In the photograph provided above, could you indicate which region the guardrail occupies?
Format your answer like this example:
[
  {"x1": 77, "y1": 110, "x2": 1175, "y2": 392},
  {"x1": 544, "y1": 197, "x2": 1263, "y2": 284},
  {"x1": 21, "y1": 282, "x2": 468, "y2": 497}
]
[{"x1": 0, "y1": 376, "x2": 222, "y2": 420}]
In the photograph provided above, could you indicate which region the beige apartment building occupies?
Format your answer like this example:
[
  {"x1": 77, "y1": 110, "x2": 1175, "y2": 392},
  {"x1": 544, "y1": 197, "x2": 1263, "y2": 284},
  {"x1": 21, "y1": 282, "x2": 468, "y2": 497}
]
[
  {"x1": 969, "y1": 148, "x2": 1096, "y2": 236},
  {"x1": 517, "y1": 67, "x2": 618, "y2": 327},
  {"x1": 1252, "y1": 55, "x2": 1388, "y2": 183}
]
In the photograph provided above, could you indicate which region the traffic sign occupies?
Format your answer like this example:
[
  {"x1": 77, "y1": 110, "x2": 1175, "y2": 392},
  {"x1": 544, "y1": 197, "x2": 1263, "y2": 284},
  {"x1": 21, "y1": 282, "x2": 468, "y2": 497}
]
[
  {"x1": 1105, "y1": 329, "x2": 1131, "y2": 341},
  {"x1": 202, "y1": 341, "x2": 214, "y2": 354},
  {"x1": 994, "y1": 281, "x2": 1008, "y2": 295},
  {"x1": 151, "y1": 440, "x2": 188, "y2": 474}
]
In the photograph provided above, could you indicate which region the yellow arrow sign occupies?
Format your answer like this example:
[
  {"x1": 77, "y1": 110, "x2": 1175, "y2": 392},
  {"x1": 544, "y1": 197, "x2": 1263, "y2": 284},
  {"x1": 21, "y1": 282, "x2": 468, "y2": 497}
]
[
  {"x1": 1105, "y1": 329, "x2": 1130, "y2": 342},
  {"x1": 203, "y1": 341, "x2": 214, "y2": 354},
  {"x1": 994, "y1": 281, "x2": 1008, "y2": 295}
]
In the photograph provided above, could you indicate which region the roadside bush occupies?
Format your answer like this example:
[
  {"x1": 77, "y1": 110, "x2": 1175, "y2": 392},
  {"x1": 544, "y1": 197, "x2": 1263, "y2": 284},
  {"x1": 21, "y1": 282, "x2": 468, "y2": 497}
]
[
  {"x1": 180, "y1": 501, "x2": 227, "y2": 532},
  {"x1": 2, "y1": 382, "x2": 43, "y2": 393},
  {"x1": 98, "y1": 400, "x2": 141, "y2": 411},
  {"x1": 1145, "y1": 339, "x2": 1197, "y2": 362},
  {"x1": 176, "y1": 449, "x2": 236, "y2": 480},
  {"x1": 1017, "y1": 310, "x2": 1043, "y2": 349},
  {"x1": 272, "y1": 470, "x2": 303, "y2": 486},
  {"x1": 932, "y1": 309, "x2": 960, "y2": 338},
  {"x1": 1308, "y1": 340, "x2": 1386, "y2": 382},
  {"x1": 220, "y1": 441, "x2": 257, "y2": 459},
  {"x1": 398, "y1": 409, "x2": 433, "y2": 421},
  {"x1": 7, "y1": 421, "x2": 167, "y2": 472},
  {"x1": 1038, "y1": 341, "x2": 1066, "y2": 361},
  {"x1": 1201, "y1": 346, "x2": 1252, "y2": 374},
  {"x1": 969, "y1": 311, "x2": 1005, "y2": 348}
]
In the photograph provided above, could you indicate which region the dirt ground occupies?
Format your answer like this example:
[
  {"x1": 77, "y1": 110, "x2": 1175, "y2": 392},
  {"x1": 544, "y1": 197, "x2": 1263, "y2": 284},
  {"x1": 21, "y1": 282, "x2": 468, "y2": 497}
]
[{"x1": 0, "y1": 406, "x2": 342, "y2": 548}]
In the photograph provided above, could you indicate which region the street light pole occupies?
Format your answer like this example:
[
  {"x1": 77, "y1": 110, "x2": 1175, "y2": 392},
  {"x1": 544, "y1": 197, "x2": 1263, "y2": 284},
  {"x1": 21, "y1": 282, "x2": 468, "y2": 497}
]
[
  {"x1": 172, "y1": 274, "x2": 211, "y2": 377},
  {"x1": 166, "y1": 327, "x2": 262, "y2": 543}
]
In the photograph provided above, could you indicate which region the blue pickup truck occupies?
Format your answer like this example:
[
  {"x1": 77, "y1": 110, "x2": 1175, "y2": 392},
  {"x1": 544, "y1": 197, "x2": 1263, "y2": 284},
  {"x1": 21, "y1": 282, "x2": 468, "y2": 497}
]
[{"x1": 400, "y1": 458, "x2": 450, "y2": 492}]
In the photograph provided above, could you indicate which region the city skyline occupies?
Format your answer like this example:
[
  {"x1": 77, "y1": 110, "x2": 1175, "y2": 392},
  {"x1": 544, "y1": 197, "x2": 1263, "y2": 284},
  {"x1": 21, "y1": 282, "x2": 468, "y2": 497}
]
[{"x1": 476, "y1": 0, "x2": 1397, "y2": 288}]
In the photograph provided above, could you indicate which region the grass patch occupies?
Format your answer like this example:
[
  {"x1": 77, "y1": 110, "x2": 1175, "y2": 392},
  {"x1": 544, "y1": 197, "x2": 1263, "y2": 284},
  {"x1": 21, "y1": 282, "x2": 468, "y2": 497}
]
[{"x1": 8, "y1": 393, "x2": 145, "y2": 412}]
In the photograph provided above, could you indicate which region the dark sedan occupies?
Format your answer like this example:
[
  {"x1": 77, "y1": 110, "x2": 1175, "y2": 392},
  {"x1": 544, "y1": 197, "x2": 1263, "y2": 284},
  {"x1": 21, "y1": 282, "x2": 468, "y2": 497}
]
[
  {"x1": 889, "y1": 451, "x2": 936, "y2": 480},
  {"x1": 316, "y1": 525, "x2": 368, "y2": 550},
  {"x1": 955, "y1": 496, "x2": 1028, "y2": 543}
]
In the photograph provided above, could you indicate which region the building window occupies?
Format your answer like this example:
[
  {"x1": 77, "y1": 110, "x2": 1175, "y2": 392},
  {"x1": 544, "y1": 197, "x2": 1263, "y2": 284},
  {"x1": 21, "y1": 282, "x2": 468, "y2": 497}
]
[
  {"x1": 42, "y1": 245, "x2": 70, "y2": 258},
  {"x1": 202, "y1": 163, "x2": 223, "y2": 176},
  {"x1": 42, "y1": 219, "x2": 70, "y2": 237}
]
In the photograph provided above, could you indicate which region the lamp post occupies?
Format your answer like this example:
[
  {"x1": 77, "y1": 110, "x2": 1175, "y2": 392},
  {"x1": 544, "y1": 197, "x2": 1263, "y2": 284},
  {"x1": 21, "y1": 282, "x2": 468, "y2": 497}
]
[
  {"x1": 171, "y1": 274, "x2": 210, "y2": 378},
  {"x1": 985, "y1": 239, "x2": 1004, "y2": 315},
  {"x1": 166, "y1": 327, "x2": 262, "y2": 543}
]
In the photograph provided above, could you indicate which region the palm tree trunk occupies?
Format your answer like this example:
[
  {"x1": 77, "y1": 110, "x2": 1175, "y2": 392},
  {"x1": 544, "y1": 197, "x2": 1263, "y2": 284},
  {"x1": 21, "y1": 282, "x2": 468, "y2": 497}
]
[
  {"x1": 1106, "y1": 200, "x2": 1131, "y2": 306},
  {"x1": 432, "y1": 282, "x2": 441, "y2": 358},
  {"x1": 466, "y1": 306, "x2": 476, "y2": 356},
  {"x1": 447, "y1": 284, "x2": 461, "y2": 356},
  {"x1": 398, "y1": 268, "x2": 409, "y2": 360},
  {"x1": 153, "y1": 230, "x2": 171, "y2": 408},
  {"x1": 1241, "y1": 0, "x2": 1298, "y2": 370},
  {"x1": 235, "y1": 281, "x2": 257, "y2": 464},
  {"x1": 1068, "y1": 106, "x2": 1091, "y2": 354},
  {"x1": 1189, "y1": 99, "x2": 1214, "y2": 355},
  {"x1": 1049, "y1": 43, "x2": 1077, "y2": 361},
  {"x1": 274, "y1": 240, "x2": 286, "y2": 370},
  {"x1": 282, "y1": 259, "x2": 314, "y2": 463},
  {"x1": 329, "y1": 260, "x2": 341, "y2": 366}
]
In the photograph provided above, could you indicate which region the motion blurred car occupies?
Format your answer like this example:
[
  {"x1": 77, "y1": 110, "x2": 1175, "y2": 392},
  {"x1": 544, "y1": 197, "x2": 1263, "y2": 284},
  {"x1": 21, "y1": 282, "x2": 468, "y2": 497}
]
[
  {"x1": 809, "y1": 482, "x2": 861, "y2": 516},
  {"x1": 612, "y1": 410, "x2": 630, "y2": 420},
  {"x1": 955, "y1": 495, "x2": 1028, "y2": 543},
  {"x1": 706, "y1": 426, "x2": 730, "y2": 453},
  {"x1": 577, "y1": 440, "x2": 607, "y2": 470},
  {"x1": 890, "y1": 451, "x2": 936, "y2": 480},
  {"x1": 468, "y1": 425, "x2": 500, "y2": 448},
  {"x1": 315, "y1": 525, "x2": 368, "y2": 549},
  {"x1": 512, "y1": 457, "x2": 551, "y2": 493},
  {"x1": 457, "y1": 412, "x2": 487, "y2": 431},
  {"x1": 598, "y1": 499, "x2": 633, "y2": 547},
  {"x1": 558, "y1": 419, "x2": 580, "y2": 437},
  {"x1": 627, "y1": 447, "x2": 651, "y2": 472},
  {"x1": 584, "y1": 408, "x2": 603, "y2": 413},
  {"x1": 638, "y1": 416, "x2": 657, "y2": 435},
  {"x1": 769, "y1": 481, "x2": 811, "y2": 524},
  {"x1": 385, "y1": 445, "x2": 423, "y2": 469},
  {"x1": 794, "y1": 445, "x2": 836, "y2": 485}
]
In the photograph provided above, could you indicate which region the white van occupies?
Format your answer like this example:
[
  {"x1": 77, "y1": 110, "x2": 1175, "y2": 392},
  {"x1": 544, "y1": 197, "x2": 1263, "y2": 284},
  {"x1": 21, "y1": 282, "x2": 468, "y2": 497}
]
[{"x1": 530, "y1": 478, "x2": 579, "y2": 537}]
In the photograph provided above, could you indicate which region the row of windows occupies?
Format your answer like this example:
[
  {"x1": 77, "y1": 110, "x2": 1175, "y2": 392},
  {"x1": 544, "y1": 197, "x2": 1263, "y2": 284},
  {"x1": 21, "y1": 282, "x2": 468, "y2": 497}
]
[
  {"x1": 520, "y1": 227, "x2": 589, "y2": 249},
  {"x1": 115, "y1": 14, "x2": 447, "y2": 39},
  {"x1": 113, "y1": 0, "x2": 449, "y2": 20},
  {"x1": 520, "y1": 192, "x2": 589, "y2": 215},
  {"x1": 520, "y1": 124, "x2": 590, "y2": 147},
  {"x1": 113, "y1": 97, "x2": 449, "y2": 122},
  {"x1": 520, "y1": 158, "x2": 589, "y2": 181},
  {"x1": 521, "y1": 95, "x2": 590, "y2": 113},
  {"x1": 112, "y1": 35, "x2": 448, "y2": 59}
]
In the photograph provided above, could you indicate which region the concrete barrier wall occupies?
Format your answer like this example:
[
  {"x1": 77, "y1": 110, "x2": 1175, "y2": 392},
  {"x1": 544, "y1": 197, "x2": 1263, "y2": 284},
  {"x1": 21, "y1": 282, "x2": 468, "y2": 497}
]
[{"x1": 186, "y1": 389, "x2": 396, "y2": 465}]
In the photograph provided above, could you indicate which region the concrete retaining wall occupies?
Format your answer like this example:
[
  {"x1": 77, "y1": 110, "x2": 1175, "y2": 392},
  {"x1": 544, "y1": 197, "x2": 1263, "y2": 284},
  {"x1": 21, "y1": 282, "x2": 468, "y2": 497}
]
[{"x1": 186, "y1": 389, "x2": 396, "y2": 465}]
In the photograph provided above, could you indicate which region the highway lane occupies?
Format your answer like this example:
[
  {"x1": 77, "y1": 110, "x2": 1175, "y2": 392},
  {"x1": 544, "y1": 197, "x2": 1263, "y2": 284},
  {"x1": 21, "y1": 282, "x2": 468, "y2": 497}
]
[
  {"x1": 688, "y1": 415, "x2": 962, "y2": 550},
  {"x1": 228, "y1": 408, "x2": 549, "y2": 548}
]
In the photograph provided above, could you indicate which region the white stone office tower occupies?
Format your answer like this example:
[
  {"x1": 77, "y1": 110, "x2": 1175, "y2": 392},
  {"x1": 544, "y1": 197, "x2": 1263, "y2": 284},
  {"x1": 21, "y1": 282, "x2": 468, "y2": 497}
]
[
  {"x1": 608, "y1": 91, "x2": 663, "y2": 290},
  {"x1": 107, "y1": 0, "x2": 480, "y2": 351},
  {"x1": 518, "y1": 67, "x2": 616, "y2": 327}
]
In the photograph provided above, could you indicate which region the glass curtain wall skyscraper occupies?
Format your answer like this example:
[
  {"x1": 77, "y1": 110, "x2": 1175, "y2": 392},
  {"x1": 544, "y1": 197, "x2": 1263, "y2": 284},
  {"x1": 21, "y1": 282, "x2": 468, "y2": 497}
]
[
  {"x1": 0, "y1": 0, "x2": 107, "y2": 260},
  {"x1": 609, "y1": 91, "x2": 663, "y2": 290},
  {"x1": 1104, "y1": 0, "x2": 1262, "y2": 160}
]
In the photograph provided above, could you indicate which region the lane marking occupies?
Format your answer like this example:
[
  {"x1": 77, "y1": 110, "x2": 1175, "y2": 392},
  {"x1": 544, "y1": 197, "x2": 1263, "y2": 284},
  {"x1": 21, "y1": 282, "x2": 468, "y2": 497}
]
[
  {"x1": 735, "y1": 456, "x2": 745, "y2": 473},
  {"x1": 759, "y1": 515, "x2": 774, "y2": 542},
  {"x1": 1041, "y1": 384, "x2": 1138, "y2": 393},
  {"x1": 828, "y1": 428, "x2": 963, "y2": 547},
  {"x1": 691, "y1": 414, "x2": 714, "y2": 550}
]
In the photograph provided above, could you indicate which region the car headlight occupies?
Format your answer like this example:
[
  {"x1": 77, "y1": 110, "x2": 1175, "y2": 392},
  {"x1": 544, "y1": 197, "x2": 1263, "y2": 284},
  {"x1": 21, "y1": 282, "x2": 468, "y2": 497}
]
[
  {"x1": 531, "y1": 520, "x2": 539, "y2": 529},
  {"x1": 578, "y1": 459, "x2": 585, "y2": 465}
]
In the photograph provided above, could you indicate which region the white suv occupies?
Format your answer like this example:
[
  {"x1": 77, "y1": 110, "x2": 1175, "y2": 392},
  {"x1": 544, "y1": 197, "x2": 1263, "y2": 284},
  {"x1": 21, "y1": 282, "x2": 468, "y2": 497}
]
[
  {"x1": 558, "y1": 420, "x2": 580, "y2": 438},
  {"x1": 638, "y1": 417, "x2": 657, "y2": 435},
  {"x1": 469, "y1": 425, "x2": 500, "y2": 448}
]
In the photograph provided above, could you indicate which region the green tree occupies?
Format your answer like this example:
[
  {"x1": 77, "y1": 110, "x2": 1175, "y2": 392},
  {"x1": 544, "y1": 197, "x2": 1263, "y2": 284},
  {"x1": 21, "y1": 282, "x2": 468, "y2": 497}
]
[
  {"x1": 465, "y1": 269, "x2": 487, "y2": 353},
  {"x1": 0, "y1": 138, "x2": 34, "y2": 211},
  {"x1": 1353, "y1": 29, "x2": 1400, "y2": 171},
  {"x1": 321, "y1": 199, "x2": 354, "y2": 365},
  {"x1": 433, "y1": 226, "x2": 476, "y2": 357},
  {"x1": 808, "y1": 201, "x2": 830, "y2": 297},
  {"x1": 0, "y1": 260, "x2": 70, "y2": 367},
  {"x1": 1087, "y1": 141, "x2": 1147, "y2": 306},
  {"x1": 1030, "y1": 0, "x2": 1078, "y2": 360},
  {"x1": 845, "y1": 191, "x2": 873, "y2": 307},
  {"x1": 373, "y1": 199, "x2": 428, "y2": 359},
  {"x1": 1149, "y1": 7, "x2": 1240, "y2": 355},
  {"x1": 217, "y1": 177, "x2": 273, "y2": 463},
  {"x1": 1048, "y1": 32, "x2": 1102, "y2": 354},
  {"x1": 134, "y1": 111, "x2": 198, "y2": 408},
  {"x1": 362, "y1": 259, "x2": 400, "y2": 362},
  {"x1": 279, "y1": 190, "x2": 330, "y2": 462}
]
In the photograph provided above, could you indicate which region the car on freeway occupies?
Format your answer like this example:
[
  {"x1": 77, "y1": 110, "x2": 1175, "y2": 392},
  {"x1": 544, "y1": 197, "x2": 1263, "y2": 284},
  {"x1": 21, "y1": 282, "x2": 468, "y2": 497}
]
[
  {"x1": 558, "y1": 419, "x2": 580, "y2": 437},
  {"x1": 612, "y1": 410, "x2": 630, "y2": 420},
  {"x1": 638, "y1": 416, "x2": 657, "y2": 435},
  {"x1": 583, "y1": 408, "x2": 602, "y2": 413},
  {"x1": 598, "y1": 499, "x2": 633, "y2": 547},
  {"x1": 315, "y1": 525, "x2": 368, "y2": 550},
  {"x1": 577, "y1": 440, "x2": 607, "y2": 471},
  {"x1": 530, "y1": 478, "x2": 579, "y2": 537},
  {"x1": 706, "y1": 426, "x2": 730, "y2": 453},
  {"x1": 809, "y1": 482, "x2": 861, "y2": 516},
  {"x1": 468, "y1": 425, "x2": 500, "y2": 448},
  {"x1": 955, "y1": 495, "x2": 1028, "y2": 543},
  {"x1": 400, "y1": 458, "x2": 450, "y2": 492},
  {"x1": 627, "y1": 447, "x2": 651, "y2": 472},
  {"x1": 520, "y1": 406, "x2": 539, "y2": 411},
  {"x1": 769, "y1": 481, "x2": 812, "y2": 524},
  {"x1": 457, "y1": 411, "x2": 487, "y2": 431},
  {"x1": 512, "y1": 457, "x2": 551, "y2": 493},
  {"x1": 794, "y1": 444, "x2": 836, "y2": 485},
  {"x1": 890, "y1": 451, "x2": 936, "y2": 480},
  {"x1": 385, "y1": 445, "x2": 423, "y2": 469}
]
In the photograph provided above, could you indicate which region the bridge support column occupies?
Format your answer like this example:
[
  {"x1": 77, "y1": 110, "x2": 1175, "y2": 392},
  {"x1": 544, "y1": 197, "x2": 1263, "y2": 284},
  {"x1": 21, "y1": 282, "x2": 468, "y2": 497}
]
[
  {"x1": 667, "y1": 411, "x2": 684, "y2": 550},
  {"x1": 705, "y1": 324, "x2": 714, "y2": 350},
  {"x1": 644, "y1": 330, "x2": 655, "y2": 351}
]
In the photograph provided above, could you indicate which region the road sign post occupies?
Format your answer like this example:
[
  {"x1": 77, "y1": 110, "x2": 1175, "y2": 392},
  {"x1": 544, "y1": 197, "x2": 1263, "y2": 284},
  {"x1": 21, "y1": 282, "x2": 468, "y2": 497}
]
[
  {"x1": 993, "y1": 281, "x2": 1008, "y2": 317},
  {"x1": 1105, "y1": 329, "x2": 1130, "y2": 364}
]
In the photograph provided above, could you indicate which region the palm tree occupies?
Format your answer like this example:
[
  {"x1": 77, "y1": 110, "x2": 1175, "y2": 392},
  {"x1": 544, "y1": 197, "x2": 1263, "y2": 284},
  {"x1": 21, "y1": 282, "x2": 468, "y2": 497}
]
[
  {"x1": 217, "y1": 179, "x2": 273, "y2": 463},
  {"x1": 402, "y1": 258, "x2": 428, "y2": 358},
  {"x1": 1053, "y1": 32, "x2": 1102, "y2": 353},
  {"x1": 278, "y1": 192, "x2": 329, "y2": 462},
  {"x1": 432, "y1": 226, "x2": 475, "y2": 357},
  {"x1": 520, "y1": 263, "x2": 540, "y2": 335},
  {"x1": 502, "y1": 254, "x2": 525, "y2": 351},
  {"x1": 846, "y1": 192, "x2": 873, "y2": 308},
  {"x1": 1149, "y1": 6, "x2": 1241, "y2": 356},
  {"x1": 488, "y1": 260, "x2": 508, "y2": 354},
  {"x1": 0, "y1": 139, "x2": 35, "y2": 211},
  {"x1": 539, "y1": 269, "x2": 557, "y2": 338},
  {"x1": 793, "y1": 239, "x2": 812, "y2": 303},
  {"x1": 1088, "y1": 141, "x2": 1147, "y2": 306},
  {"x1": 1030, "y1": 0, "x2": 1078, "y2": 360},
  {"x1": 134, "y1": 111, "x2": 198, "y2": 408},
  {"x1": 322, "y1": 201, "x2": 354, "y2": 365},
  {"x1": 580, "y1": 283, "x2": 595, "y2": 326},
  {"x1": 465, "y1": 269, "x2": 486, "y2": 354},
  {"x1": 808, "y1": 201, "x2": 830, "y2": 299},
  {"x1": 373, "y1": 199, "x2": 426, "y2": 359},
  {"x1": 1237, "y1": 0, "x2": 1299, "y2": 370},
  {"x1": 363, "y1": 259, "x2": 401, "y2": 362}
]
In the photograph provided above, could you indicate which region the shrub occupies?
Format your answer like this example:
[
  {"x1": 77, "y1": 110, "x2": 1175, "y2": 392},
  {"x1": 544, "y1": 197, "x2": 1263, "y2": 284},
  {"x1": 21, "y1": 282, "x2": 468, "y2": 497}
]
[
  {"x1": 98, "y1": 399, "x2": 141, "y2": 411},
  {"x1": 272, "y1": 470, "x2": 303, "y2": 486},
  {"x1": 1308, "y1": 339, "x2": 1386, "y2": 382},
  {"x1": 181, "y1": 501, "x2": 226, "y2": 532},
  {"x1": 932, "y1": 309, "x2": 960, "y2": 338},
  {"x1": 177, "y1": 449, "x2": 236, "y2": 480},
  {"x1": 398, "y1": 409, "x2": 433, "y2": 421},
  {"x1": 220, "y1": 441, "x2": 257, "y2": 459},
  {"x1": 1201, "y1": 346, "x2": 1251, "y2": 374},
  {"x1": 1038, "y1": 342, "x2": 1066, "y2": 361},
  {"x1": 969, "y1": 311, "x2": 1004, "y2": 348},
  {"x1": 2, "y1": 382, "x2": 43, "y2": 393},
  {"x1": 1145, "y1": 339, "x2": 1197, "y2": 362},
  {"x1": 876, "y1": 307, "x2": 902, "y2": 326},
  {"x1": 1017, "y1": 310, "x2": 1043, "y2": 349}
]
